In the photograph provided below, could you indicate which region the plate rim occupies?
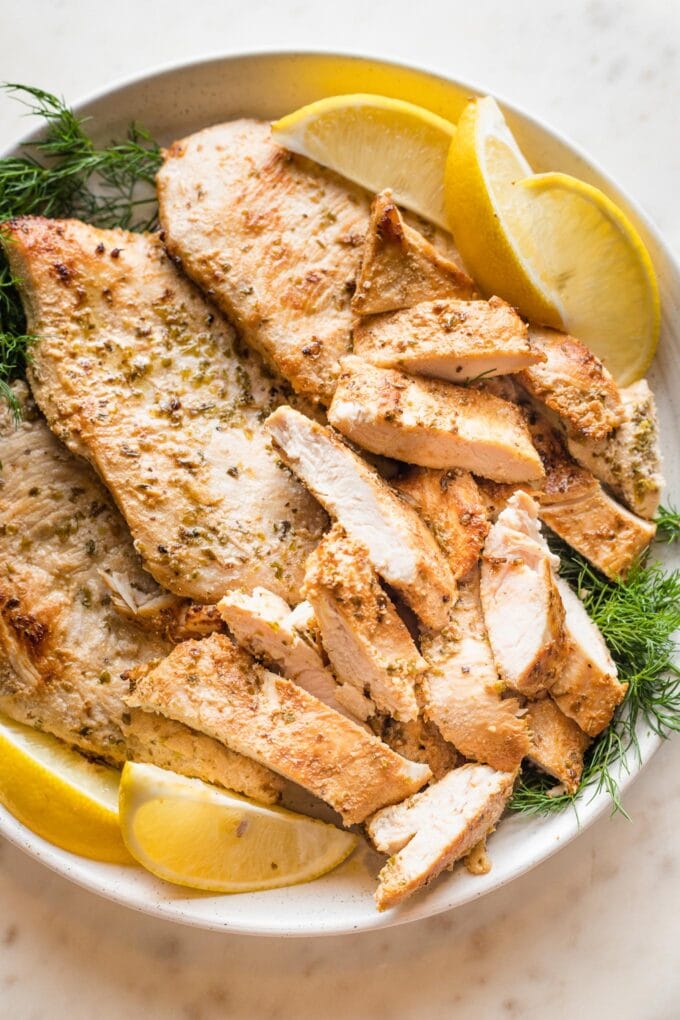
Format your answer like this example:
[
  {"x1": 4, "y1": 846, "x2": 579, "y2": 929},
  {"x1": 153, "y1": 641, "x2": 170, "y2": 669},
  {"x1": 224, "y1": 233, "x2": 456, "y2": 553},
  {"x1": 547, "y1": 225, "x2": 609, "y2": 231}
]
[{"x1": 0, "y1": 49, "x2": 677, "y2": 937}]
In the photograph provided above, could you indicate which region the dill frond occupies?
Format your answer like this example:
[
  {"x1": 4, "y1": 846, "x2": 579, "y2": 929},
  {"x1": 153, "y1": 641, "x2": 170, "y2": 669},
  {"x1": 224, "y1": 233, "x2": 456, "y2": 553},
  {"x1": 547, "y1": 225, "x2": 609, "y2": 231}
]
[
  {"x1": 655, "y1": 504, "x2": 680, "y2": 544},
  {"x1": 509, "y1": 534, "x2": 680, "y2": 818}
]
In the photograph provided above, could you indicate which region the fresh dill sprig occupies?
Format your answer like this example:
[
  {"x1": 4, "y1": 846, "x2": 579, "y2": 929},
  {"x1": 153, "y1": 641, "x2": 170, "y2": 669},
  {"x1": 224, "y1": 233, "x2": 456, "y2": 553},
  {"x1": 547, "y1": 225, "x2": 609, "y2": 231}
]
[
  {"x1": 655, "y1": 504, "x2": 680, "y2": 544},
  {"x1": 509, "y1": 534, "x2": 680, "y2": 818},
  {"x1": 0, "y1": 84, "x2": 163, "y2": 418}
]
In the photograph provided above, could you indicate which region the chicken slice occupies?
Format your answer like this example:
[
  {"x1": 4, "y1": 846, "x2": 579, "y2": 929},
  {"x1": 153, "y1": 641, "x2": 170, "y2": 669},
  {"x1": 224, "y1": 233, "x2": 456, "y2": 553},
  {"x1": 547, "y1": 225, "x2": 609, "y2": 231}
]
[
  {"x1": 328, "y1": 356, "x2": 544, "y2": 482},
  {"x1": 525, "y1": 697, "x2": 591, "y2": 794},
  {"x1": 366, "y1": 763, "x2": 515, "y2": 910},
  {"x1": 567, "y1": 379, "x2": 664, "y2": 520},
  {"x1": 351, "y1": 190, "x2": 475, "y2": 315},
  {"x1": 0, "y1": 385, "x2": 282, "y2": 802},
  {"x1": 550, "y1": 577, "x2": 627, "y2": 736},
  {"x1": 369, "y1": 715, "x2": 459, "y2": 780},
  {"x1": 476, "y1": 403, "x2": 657, "y2": 579},
  {"x1": 303, "y1": 524, "x2": 424, "y2": 722},
  {"x1": 3, "y1": 217, "x2": 327, "y2": 605},
  {"x1": 217, "y1": 586, "x2": 366, "y2": 721},
  {"x1": 127, "y1": 633, "x2": 431, "y2": 825},
  {"x1": 393, "y1": 467, "x2": 489, "y2": 581},
  {"x1": 481, "y1": 492, "x2": 566, "y2": 696},
  {"x1": 156, "y1": 120, "x2": 374, "y2": 405},
  {"x1": 519, "y1": 327, "x2": 624, "y2": 442},
  {"x1": 421, "y1": 569, "x2": 530, "y2": 771},
  {"x1": 123, "y1": 709, "x2": 283, "y2": 804},
  {"x1": 354, "y1": 295, "x2": 542, "y2": 381},
  {"x1": 265, "y1": 406, "x2": 457, "y2": 628}
]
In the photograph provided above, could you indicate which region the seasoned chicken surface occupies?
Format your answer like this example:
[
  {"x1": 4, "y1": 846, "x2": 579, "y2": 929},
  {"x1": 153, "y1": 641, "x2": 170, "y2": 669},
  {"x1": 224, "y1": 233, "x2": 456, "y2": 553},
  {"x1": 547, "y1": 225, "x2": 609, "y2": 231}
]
[
  {"x1": 157, "y1": 119, "x2": 370, "y2": 405},
  {"x1": 421, "y1": 569, "x2": 530, "y2": 772},
  {"x1": 123, "y1": 709, "x2": 283, "y2": 804},
  {"x1": 525, "y1": 697, "x2": 590, "y2": 794},
  {"x1": 568, "y1": 379, "x2": 664, "y2": 520},
  {"x1": 354, "y1": 296, "x2": 542, "y2": 381},
  {"x1": 4, "y1": 218, "x2": 326, "y2": 605},
  {"x1": 366, "y1": 763, "x2": 515, "y2": 910},
  {"x1": 477, "y1": 401, "x2": 657, "y2": 579},
  {"x1": 351, "y1": 190, "x2": 475, "y2": 314},
  {"x1": 266, "y1": 406, "x2": 457, "y2": 628},
  {"x1": 393, "y1": 467, "x2": 489, "y2": 581},
  {"x1": 370, "y1": 715, "x2": 459, "y2": 781},
  {"x1": 0, "y1": 385, "x2": 282, "y2": 803},
  {"x1": 127, "y1": 633, "x2": 432, "y2": 825},
  {"x1": 329, "y1": 356, "x2": 544, "y2": 482},
  {"x1": 481, "y1": 492, "x2": 566, "y2": 696},
  {"x1": 303, "y1": 525, "x2": 425, "y2": 722},
  {"x1": 519, "y1": 327, "x2": 624, "y2": 442},
  {"x1": 217, "y1": 587, "x2": 364, "y2": 720},
  {"x1": 550, "y1": 577, "x2": 626, "y2": 736}
]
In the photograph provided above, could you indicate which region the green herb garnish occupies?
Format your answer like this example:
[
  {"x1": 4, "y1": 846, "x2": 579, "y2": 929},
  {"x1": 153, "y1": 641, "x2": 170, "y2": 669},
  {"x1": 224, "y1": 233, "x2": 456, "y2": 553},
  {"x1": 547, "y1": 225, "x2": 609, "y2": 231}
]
[
  {"x1": 655, "y1": 504, "x2": 680, "y2": 544},
  {"x1": 0, "y1": 84, "x2": 163, "y2": 418},
  {"x1": 509, "y1": 533, "x2": 680, "y2": 818}
]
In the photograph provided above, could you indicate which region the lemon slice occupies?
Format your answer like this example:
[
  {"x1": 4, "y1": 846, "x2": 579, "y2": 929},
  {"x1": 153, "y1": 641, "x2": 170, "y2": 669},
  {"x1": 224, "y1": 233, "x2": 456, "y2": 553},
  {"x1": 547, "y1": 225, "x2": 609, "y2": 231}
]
[
  {"x1": 444, "y1": 95, "x2": 561, "y2": 326},
  {"x1": 272, "y1": 93, "x2": 456, "y2": 228},
  {"x1": 119, "y1": 762, "x2": 357, "y2": 893},
  {"x1": 517, "y1": 172, "x2": 660, "y2": 384},
  {"x1": 0, "y1": 712, "x2": 130, "y2": 863}
]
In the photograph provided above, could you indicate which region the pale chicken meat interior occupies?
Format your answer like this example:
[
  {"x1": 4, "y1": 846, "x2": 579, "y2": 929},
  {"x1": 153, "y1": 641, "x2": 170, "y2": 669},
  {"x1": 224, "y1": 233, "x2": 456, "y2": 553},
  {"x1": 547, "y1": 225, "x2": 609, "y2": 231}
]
[
  {"x1": 0, "y1": 107, "x2": 669, "y2": 912},
  {"x1": 480, "y1": 491, "x2": 566, "y2": 697},
  {"x1": 329, "y1": 355, "x2": 545, "y2": 482},
  {"x1": 303, "y1": 524, "x2": 425, "y2": 723},
  {"x1": 354, "y1": 295, "x2": 543, "y2": 381}
]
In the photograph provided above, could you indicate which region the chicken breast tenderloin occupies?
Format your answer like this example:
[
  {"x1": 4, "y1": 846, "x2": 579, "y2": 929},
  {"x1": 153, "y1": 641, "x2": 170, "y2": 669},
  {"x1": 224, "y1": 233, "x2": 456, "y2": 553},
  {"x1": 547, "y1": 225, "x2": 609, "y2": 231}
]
[{"x1": 3, "y1": 218, "x2": 326, "y2": 605}]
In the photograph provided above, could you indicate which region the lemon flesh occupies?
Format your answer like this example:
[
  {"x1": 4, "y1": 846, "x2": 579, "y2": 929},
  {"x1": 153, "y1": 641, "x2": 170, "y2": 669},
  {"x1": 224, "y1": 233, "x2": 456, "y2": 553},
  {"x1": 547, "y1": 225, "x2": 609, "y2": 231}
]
[
  {"x1": 273, "y1": 93, "x2": 456, "y2": 229},
  {"x1": 517, "y1": 172, "x2": 660, "y2": 385},
  {"x1": 119, "y1": 762, "x2": 357, "y2": 893},
  {"x1": 445, "y1": 95, "x2": 561, "y2": 326},
  {"x1": 0, "y1": 712, "x2": 130, "y2": 863}
]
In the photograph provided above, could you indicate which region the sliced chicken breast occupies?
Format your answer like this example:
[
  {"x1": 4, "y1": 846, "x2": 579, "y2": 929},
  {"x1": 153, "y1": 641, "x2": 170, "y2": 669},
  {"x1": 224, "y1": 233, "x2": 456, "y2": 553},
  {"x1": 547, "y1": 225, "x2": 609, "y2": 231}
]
[
  {"x1": 351, "y1": 190, "x2": 475, "y2": 315},
  {"x1": 476, "y1": 403, "x2": 657, "y2": 579},
  {"x1": 303, "y1": 524, "x2": 424, "y2": 722},
  {"x1": 127, "y1": 633, "x2": 431, "y2": 826},
  {"x1": 393, "y1": 467, "x2": 489, "y2": 581},
  {"x1": 551, "y1": 577, "x2": 627, "y2": 736},
  {"x1": 519, "y1": 326, "x2": 624, "y2": 442},
  {"x1": 366, "y1": 763, "x2": 515, "y2": 910},
  {"x1": 354, "y1": 296, "x2": 542, "y2": 381},
  {"x1": 123, "y1": 709, "x2": 283, "y2": 804},
  {"x1": 481, "y1": 492, "x2": 566, "y2": 696},
  {"x1": 3, "y1": 218, "x2": 326, "y2": 605},
  {"x1": 217, "y1": 587, "x2": 364, "y2": 720},
  {"x1": 525, "y1": 697, "x2": 590, "y2": 794},
  {"x1": 328, "y1": 356, "x2": 544, "y2": 482},
  {"x1": 568, "y1": 379, "x2": 664, "y2": 520},
  {"x1": 0, "y1": 385, "x2": 282, "y2": 803},
  {"x1": 265, "y1": 406, "x2": 457, "y2": 628},
  {"x1": 421, "y1": 569, "x2": 530, "y2": 771},
  {"x1": 156, "y1": 120, "x2": 371, "y2": 405},
  {"x1": 370, "y1": 715, "x2": 459, "y2": 781}
]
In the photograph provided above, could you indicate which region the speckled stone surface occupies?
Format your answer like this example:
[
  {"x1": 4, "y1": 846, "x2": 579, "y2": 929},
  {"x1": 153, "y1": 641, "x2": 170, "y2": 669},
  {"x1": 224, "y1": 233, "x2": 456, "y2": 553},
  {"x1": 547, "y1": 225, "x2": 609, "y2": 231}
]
[{"x1": 2, "y1": 2, "x2": 679, "y2": 1017}]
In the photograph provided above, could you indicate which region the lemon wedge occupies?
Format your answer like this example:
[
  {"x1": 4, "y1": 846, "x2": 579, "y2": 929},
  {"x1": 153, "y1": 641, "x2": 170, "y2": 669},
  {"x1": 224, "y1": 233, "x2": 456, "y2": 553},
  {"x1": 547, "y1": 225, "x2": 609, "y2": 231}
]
[
  {"x1": 446, "y1": 95, "x2": 660, "y2": 384},
  {"x1": 444, "y1": 95, "x2": 561, "y2": 326},
  {"x1": 0, "y1": 712, "x2": 130, "y2": 862},
  {"x1": 119, "y1": 762, "x2": 357, "y2": 893},
  {"x1": 517, "y1": 172, "x2": 660, "y2": 384},
  {"x1": 272, "y1": 93, "x2": 456, "y2": 228}
]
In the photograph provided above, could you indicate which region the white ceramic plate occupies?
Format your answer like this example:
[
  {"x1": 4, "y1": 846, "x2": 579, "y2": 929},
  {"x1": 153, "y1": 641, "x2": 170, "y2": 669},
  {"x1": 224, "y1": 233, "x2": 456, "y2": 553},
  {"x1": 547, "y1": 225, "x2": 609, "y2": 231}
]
[{"x1": 1, "y1": 52, "x2": 678, "y2": 937}]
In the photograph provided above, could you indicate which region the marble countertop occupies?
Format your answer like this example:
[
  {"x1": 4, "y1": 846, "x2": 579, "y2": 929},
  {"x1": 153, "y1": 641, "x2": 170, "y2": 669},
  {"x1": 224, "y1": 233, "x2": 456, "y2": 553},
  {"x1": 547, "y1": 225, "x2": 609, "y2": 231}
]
[{"x1": 2, "y1": 2, "x2": 679, "y2": 1017}]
